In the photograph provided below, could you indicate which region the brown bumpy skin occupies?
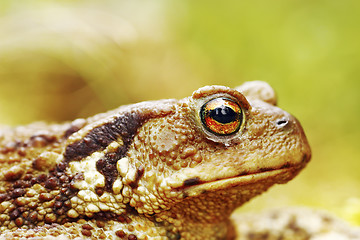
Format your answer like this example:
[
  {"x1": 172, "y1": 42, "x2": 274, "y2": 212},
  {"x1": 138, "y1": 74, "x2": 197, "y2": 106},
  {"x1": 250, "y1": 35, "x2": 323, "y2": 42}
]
[{"x1": 0, "y1": 81, "x2": 311, "y2": 239}]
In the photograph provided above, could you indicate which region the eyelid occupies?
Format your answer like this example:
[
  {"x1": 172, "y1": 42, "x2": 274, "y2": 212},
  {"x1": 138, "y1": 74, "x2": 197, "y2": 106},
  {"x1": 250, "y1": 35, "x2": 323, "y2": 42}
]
[{"x1": 192, "y1": 85, "x2": 251, "y2": 111}]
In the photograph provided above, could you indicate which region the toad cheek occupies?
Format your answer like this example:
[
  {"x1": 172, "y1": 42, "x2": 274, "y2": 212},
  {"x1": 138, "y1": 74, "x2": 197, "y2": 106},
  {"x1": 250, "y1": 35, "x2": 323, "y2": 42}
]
[{"x1": 165, "y1": 112, "x2": 310, "y2": 197}]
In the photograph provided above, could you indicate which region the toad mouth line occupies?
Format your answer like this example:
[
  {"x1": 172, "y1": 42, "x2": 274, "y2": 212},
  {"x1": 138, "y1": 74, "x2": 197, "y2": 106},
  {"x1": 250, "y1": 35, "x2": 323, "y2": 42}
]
[
  {"x1": 174, "y1": 154, "x2": 310, "y2": 193},
  {"x1": 174, "y1": 166, "x2": 302, "y2": 197}
]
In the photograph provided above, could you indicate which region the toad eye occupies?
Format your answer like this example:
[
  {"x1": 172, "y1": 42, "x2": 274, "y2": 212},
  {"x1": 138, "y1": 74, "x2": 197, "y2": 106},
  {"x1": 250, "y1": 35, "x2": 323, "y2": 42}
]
[{"x1": 200, "y1": 98, "x2": 244, "y2": 136}]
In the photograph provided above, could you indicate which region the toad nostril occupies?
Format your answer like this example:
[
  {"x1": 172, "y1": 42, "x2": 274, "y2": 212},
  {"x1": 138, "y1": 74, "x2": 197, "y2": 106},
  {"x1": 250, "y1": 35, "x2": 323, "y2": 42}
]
[{"x1": 276, "y1": 118, "x2": 289, "y2": 128}]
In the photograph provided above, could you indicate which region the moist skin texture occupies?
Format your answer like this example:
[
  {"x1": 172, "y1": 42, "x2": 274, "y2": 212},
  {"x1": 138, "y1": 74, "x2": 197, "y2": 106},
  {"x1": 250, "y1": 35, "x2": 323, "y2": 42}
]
[{"x1": 0, "y1": 81, "x2": 311, "y2": 239}]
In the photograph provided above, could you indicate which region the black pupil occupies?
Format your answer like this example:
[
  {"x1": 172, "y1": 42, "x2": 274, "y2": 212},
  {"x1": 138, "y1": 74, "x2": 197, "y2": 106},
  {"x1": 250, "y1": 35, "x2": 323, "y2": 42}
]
[{"x1": 209, "y1": 105, "x2": 238, "y2": 124}]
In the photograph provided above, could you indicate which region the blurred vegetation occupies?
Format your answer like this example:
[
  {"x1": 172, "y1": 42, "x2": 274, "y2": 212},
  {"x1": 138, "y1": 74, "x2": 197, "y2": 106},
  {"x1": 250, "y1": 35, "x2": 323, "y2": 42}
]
[{"x1": 0, "y1": 0, "x2": 359, "y2": 224}]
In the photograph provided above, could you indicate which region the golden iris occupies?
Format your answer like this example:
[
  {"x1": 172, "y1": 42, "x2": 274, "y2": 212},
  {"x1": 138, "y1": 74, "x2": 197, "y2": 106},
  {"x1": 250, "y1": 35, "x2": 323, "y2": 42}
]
[{"x1": 200, "y1": 98, "x2": 243, "y2": 136}]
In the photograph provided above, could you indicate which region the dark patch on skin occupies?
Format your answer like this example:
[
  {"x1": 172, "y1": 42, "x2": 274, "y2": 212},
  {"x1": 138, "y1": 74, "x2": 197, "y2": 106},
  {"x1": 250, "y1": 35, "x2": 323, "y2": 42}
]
[
  {"x1": 116, "y1": 214, "x2": 132, "y2": 224},
  {"x1": 126, "y1": 204, "x2": 138, "y2": 217},
  {"x1": 63, "y1": 119, "x2": 87, "y2": 139},
  {"x1": 183, "y1": 177, "x2": 201, "y2": 187},
  {"x1": 0, "y1": 193, "x2": 9, "y2": 203},
  {"x1": 13, "y1": 179, "x2": 31, "y2": 189},
  {"x1": 280, "y1": 163, "x2": 291, "y2": 169},
  {"x1": 128, "y1": 234, "x2": 138, "y2": 240},
  {"x1": 173, "y1": 180, "x2": 209, "y2": 191},
  {"x1": 115, "y1": 230, "x2": 126, "y2": 238},
  {"x1": 82, "y1": 224, "x2": 94, "y2": 230},
  {"x1": 137, "y1": 165, "x2": 145, "y2": 178},
  {"x1": 96, "y1": 154, "x2": 119, "y2": 192},
  {"x1": 4, "y1": 168, "x2": 24, "y2": 182},
  {"x1": 81, "y1": 223, "x2": 94, "y2": 237},
  {"x1": 28, "y1": 134, "x2": 57, "y2": 148},
  {"x1": 56, "y1": 161, "x2": 68, "y2": 172},
  {"x1": 89, "y1": 211, "x2": 133, "y2": 225},
  {"x1": 129, "y1": 166, "x2": 145, "y2": 189},
  {"x1": 36, "y1": 174, "x2": 48, "y2": 183},
  {"x1": 11, "y1": 188, "x2": 26, "y2": 198},
  {"x1": 81, "y1": 229, "x2": 92, "y2": 237},
  {"x1": 64, "y1": 111, "x2": 145, "y2": 162},
  {"x1": 64, "y1": 111, "x2": 148, "y2": 192},
  {"x1": 95, "y1": 187, "x2": 105, "y2": 196},
  {"x1": 32, "y1": 155, "x2": 58, "y2": 172},
  {"x1": 128, "y1": 180, "x2": 137, "y2": 189},
  {"x1": 9, "y1": 209, "x2": 21, "y2": 220},
  {"x1": 44, "y1": 177, "x2": 59, "y2": 190},
  {"x1": 64, "y1": 126, "x2": 81, "y2": 139}
]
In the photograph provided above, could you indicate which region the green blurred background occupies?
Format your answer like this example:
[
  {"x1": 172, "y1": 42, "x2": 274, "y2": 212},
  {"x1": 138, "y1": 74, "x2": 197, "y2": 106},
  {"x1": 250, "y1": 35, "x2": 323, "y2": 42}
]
[{"x1": 0, "y1": 0, "x2": 359, "y2": 225}]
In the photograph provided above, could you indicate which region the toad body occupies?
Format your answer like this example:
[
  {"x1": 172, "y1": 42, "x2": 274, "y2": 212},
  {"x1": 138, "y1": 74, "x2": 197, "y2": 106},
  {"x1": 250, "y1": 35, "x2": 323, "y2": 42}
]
[{"x1": 0, "y1": 81, "x2": 311, "y2": 239}]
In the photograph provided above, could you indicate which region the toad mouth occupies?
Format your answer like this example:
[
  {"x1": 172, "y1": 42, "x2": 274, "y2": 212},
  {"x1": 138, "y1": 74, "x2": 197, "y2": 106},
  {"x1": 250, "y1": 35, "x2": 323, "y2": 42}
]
[{"x1": 176, "y1": 166, "x2": 301, "y2": 197}]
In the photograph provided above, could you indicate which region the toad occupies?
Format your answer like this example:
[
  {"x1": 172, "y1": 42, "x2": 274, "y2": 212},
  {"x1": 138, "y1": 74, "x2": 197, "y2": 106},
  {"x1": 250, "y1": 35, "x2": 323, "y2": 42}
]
[{"x1": 0, "y1": 81, "x2": 311, "y2": 239}]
